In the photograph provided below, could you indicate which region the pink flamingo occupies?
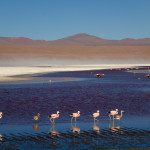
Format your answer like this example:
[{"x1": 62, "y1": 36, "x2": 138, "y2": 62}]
[
  {"x1": 92, "y1": 110, "x2": 100, "y2": 122},
  {"x1": 49, "y1": 111, "x2": 60, "y2": 124},
  {"x1": 70, "y1": 111, "x2": 80, "y2": 123},
  {"x1": 108, "y1": 109, "x2": 118, "y2": 120}
]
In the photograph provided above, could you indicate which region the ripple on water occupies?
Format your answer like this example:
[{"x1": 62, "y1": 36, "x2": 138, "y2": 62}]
[
  {"x1": 0, "y1": 128, "x2": 150, "y2": 150},
  {"x1": 0, "y1": 68, "x2": 150, "y2": 149}
]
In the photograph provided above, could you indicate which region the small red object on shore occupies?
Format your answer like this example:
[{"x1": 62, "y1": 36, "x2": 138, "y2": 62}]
[
  {"x1": 146, "y1": 74, "x2": 150, "y2": 78},
  {"x1": 95, "y1": 74, "x2": 104, "y2": 78}
]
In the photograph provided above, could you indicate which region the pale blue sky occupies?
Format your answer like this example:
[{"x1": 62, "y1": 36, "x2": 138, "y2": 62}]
[{"x1": 0, "y1": 0, "x2": 150, "y2": 40}]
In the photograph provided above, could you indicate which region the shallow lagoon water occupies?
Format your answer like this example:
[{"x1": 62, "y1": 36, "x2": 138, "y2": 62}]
[{"x1": 0, "y1": 67, "x2": 150, "y2": 149}]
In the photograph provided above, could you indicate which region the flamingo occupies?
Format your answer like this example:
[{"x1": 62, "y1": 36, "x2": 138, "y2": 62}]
[
  {"x1": 49, "y1": 111, "x2": 60, "y2": 124},
  {"x1": 70, "y1": 111, "x2": 80, "y2": 123},
  {"x1": 32, "y1": 113, "x2": 40, "y2": 121},
  {"x1": 108, "y1": 109, "x2": 118, "y2": 120},
  {"x1": 0, "y1": 112, "x2": 3, "y2": 120},
  {"x1": 114, "y1": 110, "x2": 124, "y2": 120},
  {"x1": 92, "y1": 110, "x2": 100, "y2": 122}
]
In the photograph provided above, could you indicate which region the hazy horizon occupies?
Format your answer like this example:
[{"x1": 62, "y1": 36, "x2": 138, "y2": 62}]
[
  {"x1": 0, "y1": 1, "x2": 150, "y2": 66},
  {"x1": 0, "y1": 58, "x2": 150, "y2": 66}
]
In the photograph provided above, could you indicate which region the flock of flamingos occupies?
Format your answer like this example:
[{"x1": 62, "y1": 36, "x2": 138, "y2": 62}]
[
  {"x1": 0, "y1": 109, "x2": 124, "y2": 124},
  {"x1": 0, "y1": 109, "x2": 124, "y2": 135},
  {"x1": 31, "y1": 109, "x2": 124, "y2": 124},
  {"x1": 31, "y1": 109, "x2": 124, "y2": 134}
]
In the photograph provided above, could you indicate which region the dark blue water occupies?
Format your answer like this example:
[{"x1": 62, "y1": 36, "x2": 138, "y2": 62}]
[{"x1": 0, "y1": 67, "x2": 150, "y2": 149}]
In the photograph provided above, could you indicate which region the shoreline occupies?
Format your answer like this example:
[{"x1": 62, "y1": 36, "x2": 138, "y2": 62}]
[{"x1": 0, "y1": 64, "x2": 150, "y2": 82}]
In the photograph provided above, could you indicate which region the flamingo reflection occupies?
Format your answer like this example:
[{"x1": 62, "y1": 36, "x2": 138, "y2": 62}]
[
  {"x1": 49, "y1": 124, "x2": 59, "y2": 136},
  {"x1": 92, "y1": 120, "x2": 100, "y2": 133},
  {"x1": 109, "y1": 119, "x2": 123, "y2": 133},
  {"x1": 71, "y1": 122, "x2": 80, "y2": 134},
  {"x1": 32, "y1": 123, "x2": 40, "y2": 132},
  {"x1": 0, "y1": 134, "x2": 2, "y2": 142}
]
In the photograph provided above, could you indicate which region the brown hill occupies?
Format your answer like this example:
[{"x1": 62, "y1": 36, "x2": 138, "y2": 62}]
[
  {"x1": 0, "y1": 37, "x2": 46, "y2": 45},
  {"x1": 48, "y1": 33, "x2": 110, "y2": 46},
  {"x1": 0, "y1": 33, "x2": 150, "y2": 46}
]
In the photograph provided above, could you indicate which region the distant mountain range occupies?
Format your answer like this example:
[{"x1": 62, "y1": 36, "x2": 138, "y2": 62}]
[{"x1": 0, "y1": 33, "x2": 150, "y2": 46}]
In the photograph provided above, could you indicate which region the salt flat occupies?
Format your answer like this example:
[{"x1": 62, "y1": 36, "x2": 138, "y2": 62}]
[{"x1": 0, "y1": 64, "x2": 149, "y2": 81}]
